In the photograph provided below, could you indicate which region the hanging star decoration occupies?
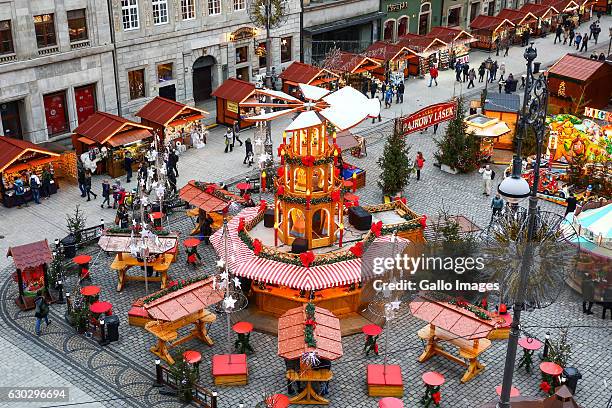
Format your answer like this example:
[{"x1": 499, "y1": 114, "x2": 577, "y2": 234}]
[
  {"x1": 211, "y1": 275, "x2": 217, "y2": 290},
  {"x1": 220, "y1": 271, "x2": 229, "y2": 282},
  {"x1": 223, "y1": 295, "x2": 237, "y2": 310},
  {"x1": 216, "y1": 259, "x2": 226, "y2": 269},
  {"x1": 233, "y1": 277, "x2": 242, "y2": 289},
  {"x1": 389, "y1": 299, "x2": 401, "y2": 310}
]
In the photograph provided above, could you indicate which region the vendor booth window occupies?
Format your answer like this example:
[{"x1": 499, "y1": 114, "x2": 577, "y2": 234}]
[
  {"x1": 43, "y1": 91, "x2": 68, "y2": 136},
  {"x1": 157, "y1": 63, "x2": 173, "y2": 82},
  {"x1": 181, "y1": 0, "x2": 196, "y2": 20},
  {"x1": 236, "y1": 46, "x2": 248, "y2": 63},
  {"x1": 281, "y1": 37, "x2": 292, "y2": 63},
  {"x1": 0, "y1": 20, "x2": 14, "y2": 54},
  {"x1": 121, "y1": 0, "x2": 139, "y2": 30},
  {"x1": 152, "y1": 0, "x2": 169, "y2": 25},
  {"x1": 447, "y1": 7, "x2": 461, "y2": 27},
  {"x1": 34, "y1": 14, "x2": 56, "y2": 48},
  {"x1": 128, "y1": 69, "x2": 146, "y2": 100},
  {"x1": 258, "y1": 42, "x2": 266, "y2": 67},
  {"x1": 233, "y1": 0, "x2": 246, "y2": 11},
  {"x1": 208, "y1": 0, "x2": 221, "y2": 15},
  {"x1": 68, "y1": 9, "x2": 88, "y2": 42}
]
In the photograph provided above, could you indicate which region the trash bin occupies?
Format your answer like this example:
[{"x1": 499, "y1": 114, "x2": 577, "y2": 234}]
[
  {"x1": 60, "y1": 234, "x2": 77, "y2": 258},
  {"x1": 533, "y1": 62, "x2": 541, "y2": 74},
  {"x1": 563, "y1": 367, "x2": 582, "y2": 394},
  {"x1": 105, "y1": 315, "x2": 120, "y2": 342}
]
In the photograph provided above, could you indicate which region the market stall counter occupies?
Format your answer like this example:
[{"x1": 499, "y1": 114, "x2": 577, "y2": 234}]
[
  {"x1": 396, "y1": 34, "x2": 448, "y2": 74},
  {"x1": 71, "y1": 112, "x2": 154, "y2": 178},
  {"x1": 136, "y1": 96, "x2": 208, "y2": 146},
  {"x1": 469, "y1": 15, "x2": 516, "y2": 50},
  {"x1": 325, "y1": 51, "x2": 381, "y2": 90},
  {"x1": 427, "y1": 27, "x2": 476, "y2": 66},
  {"x1": 363, "y1": 41, "x2": 419, "y2": 81},
  {"x1": 0, "y1": 136, "x2": 61, "y2": 207},
  {"x1": 211, "y1": 78, "x2": 257, "y2": 128},
  {"x1": 279, "y1": 62, "x2": 339, "y2": 97}
]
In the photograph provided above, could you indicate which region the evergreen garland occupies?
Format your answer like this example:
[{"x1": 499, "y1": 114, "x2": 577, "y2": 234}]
[
  {"x1": 304, "y1": 302, "x2": 317, "y2": 348},
  {"x1": 106, "y1": 227, "x2": 170, "y2": 236},
  {"x1": 449, "y1": 299, "x2": 491, "y2": 320},
  {"x1": 305, "y1": 302, "x2": 316, "y2": 319},
  {"x1": 142, "y1": 275, "x2": 209, "y2": 304},
  {"x1": 277, "y1": 194, "x2": 333, "y2": 205},
  {"x1": 377, "y1": 119, "x2": 413, "y2": 195},
  {"x1": 284, "y1": 156, "x2": 334, "y2": 166},
  {"x1": 434, "y1": 97, "x2": 481, "y2": 173}
]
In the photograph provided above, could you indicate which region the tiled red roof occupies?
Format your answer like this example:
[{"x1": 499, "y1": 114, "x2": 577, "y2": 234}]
[
  {"x1": 497, "y1": 8, "x2": 537, "y2": 25},
  {"x1": 0, "y1": 136, "x2": 59, "y2": 173},
  {"x1": 427, "y1": 26, "x2": 474, "y2": 44},
  {"x1": 211, "y1": 78, "x2": 255, "y2": 103},
  {"x1": 136, "y1": 96, "x2": 207, "y2": 126},
  {"x1": 363, "y1": 41, "x2": 416, "y2": 61},
  {"x1": 279, "y1": 62, "x2": 322, "y2": 84},
  {"x1": 73, "y1": 112, "x2": 152, "y2": 145},
  {"x1": 7, "y1": 240, "x2": 53, "y2": 271},
  {"x1": 547, "y1": 54, "x2": 612, "y2": 82},
  {"x1": 397, "y1": 34, "x2": 447, "y2": 54},
  {"x1": 469, "y1": 15, "x2": 515, "y2": 31},
  {"x1": 328, "y1": 52, "x2": 380, "y2": 74},
  {"x1": 541, "y1": 0, "x2": 579, "y2": 11},
  {"x1": 519, "y1": 3, "x2": 558, "y2": 18}
]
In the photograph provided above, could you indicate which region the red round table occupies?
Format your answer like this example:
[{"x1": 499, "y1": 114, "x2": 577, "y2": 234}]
[
  {"x1": 362, "y1": 324, "x2": 382, "y2": 336},
  {"x1": 89, "y1": 301, "x2": 113, "y2": 316},
  {"x1": 73, "y1": 254, "x2": 92, "y2": 280},
  {"x1": 150, "y1": 211, "x2": 164, "y2": 228},
  {"x1": 495, "y1": 385, "x2": 520, "y2": 397},
  {"x1": 184, "y1": 238, "x2": 200, "y2": 248},
  {"x1": 379, "y1": 397, "x2": 404, "y2": 408},
  {"x1": 540, "y1": 362, "x2": 563, "y2": 377},
  {"x1": 183, "y1": 350, "x2": 202, "y2": 364},
  {"x1": 422, "y1": 371, "x2": 445, "y2": 387},
  {"x1": 236, "y1": 182, "x2": 253, "y2": 192},
  {"x1": 232, "y1": 321, "x2": 254, "y2": 334},
  {"x1": 80, "y1": 285, "x2": 100, "y2": 297},
  {"x1": 265, "y1": 394, "x2": 289, "y2": 408},
  {"x1": 519, "y1": 337, "x2": 542, "y2": 350}
]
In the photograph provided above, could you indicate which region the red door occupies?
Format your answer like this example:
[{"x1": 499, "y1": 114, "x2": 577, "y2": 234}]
[
  {"x1": 75, "y1": 84, "x2": 96, "y2": 125},
  {"x1": 43, "y1": 91, "x2": 68, "y2": 135}
]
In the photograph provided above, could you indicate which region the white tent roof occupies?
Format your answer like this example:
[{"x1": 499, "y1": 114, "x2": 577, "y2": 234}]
[
  {"x1": 299, "y1": 83, "x2": 330, "y2": 101},
  {"x1": 286, "y1": 111, "x2": 323, "y2": 131}
]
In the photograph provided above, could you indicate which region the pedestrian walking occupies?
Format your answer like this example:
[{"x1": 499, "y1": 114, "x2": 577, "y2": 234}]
[
  {"x1": 77, "y1": 164, "x2": 87, "y2": 197},
  {"x1": 370, "y1": 79, "x2": 378, "y2": 99},
  {"x1": 29, "y1": 172, "x2": 41, "y2": 204},
  {"x1": 124, "y1": 151, "x2": 133, "y2": 183},
  {"x1": 499, "y1": 62, "x2": 506, "y2": 80},
  {"x1": 84, "y1": 170, "x2": 97, "y2": 201},
  {"x1": 495, "y1": 37, "x2": 501, "y2": 56},
  {"x1": 478, "y1": 164, "x2": 494, "y2": 196},
  {"x1": 491, "y1": 193, "x2": 504, "y2": 222},
  {"x1": 244, "y1": 138, "x2": 254, "y2": 165},
  {"x1": 41, "y1": 166, "x2": 52, "y2": 199},
  {"x1": 554, "y1": 25, "x2": 563, "y2": 43},
  {"x1": 593, "y1": 23, "x2": 601, "y2": 43},
  {"x1": 169, "y1": 149, "x2": 179, "y2": 177},
  {"x1": 384, "y1": 87, "x2": 393, "y2": 108},
  {"x1": 34, "y1": 290, "x2": 50, "y2": 336},
  {"x1": 462, "y1": 63, "x2": 469, "y2": 82},
  {"x1": 233, "y1": 120, "x2": 243, "y2": 147},
  {"x1": 574, "y1": 32, "x2": 582, "y2": 49},
  {"x1": 397, "y1": 82, "x2": 405, "y2": 103},
  {"x1": 478, "y1": 63, "x2": 485, "y2": 82},
  {"x1": 428, "y1": 66, "x2": 439, "y2": 87},
  {"x1": 580, "y1": 33, "x2": 588, "y2": 52},
  {"x1": 491, "y1": 61, "x2": 498, "y2": 82},
  {"x1": 455, "y1": 62, "x2": 462, "y2": 82},
  {"x1": 568, "y1": 28, "x2": 575, "y2": 46},
  {"x1": 361, "y1": 79, "x2": 369, "y2": 96},
  {"x1": 381, "y1": 81, "x2": 387, "y2": 98},
  {"x1": 467, "y1": 68, "x2": 476, "y2": 88},
  {"x1": 498, "y1": 78, "x2": 505, "y2": 94},
  {"x1": 564, "y1": 193, "x2": 577, "y2": 216},
  {"x1": 503, "y1": 39, "x2": 510, "y2": 57},
  {"x1": 581, "y1": 276, "x2": 595, "y2": 315},
  {"x1": 415, "y1": 152, "x2": 425, "y2": 181},
  {"x1": 167, "y1": 170, "x2": 177, "y2": 194},
  {"x1": 433, "y1": 123, "x2": 439, "y2": 134},
  {"x1": 101, "y1": 179, "x2": 111, "y2": 208},
  {"x1": 111, "y1": 179, "x2": 121, "y2": 208},
  {"x1": 224, "y1": 128, "x2": 233, "y2": 153}
]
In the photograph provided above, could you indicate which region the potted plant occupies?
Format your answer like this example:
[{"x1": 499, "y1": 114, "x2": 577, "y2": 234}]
[
  {"x1": 66, "y1": 205, "x2": 87, "y2": 246},
  {"x1": 68, "y1": 302, "x2": 90, "y2": 334}
]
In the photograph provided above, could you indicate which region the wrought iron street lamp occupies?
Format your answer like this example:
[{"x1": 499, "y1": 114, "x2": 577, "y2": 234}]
[
  {"x1": 496, "y1": 43, "x2": 548, "y2": 408},
  {"x1": 484, "y1": 56, "x2": 494, "y2": 102}
]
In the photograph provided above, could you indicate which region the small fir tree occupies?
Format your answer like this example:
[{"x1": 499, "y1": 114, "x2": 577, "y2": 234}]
[
  {"x1": 377, "y1": 118, "x2": 413, "y2": 196},
  {"x1": 48, "y1": 249, "x2": 65, "y2": 288},
  {"x1": 66, "y1": 205, "x2": 87, "y2": 244},
  {"x1": 434, "y1": 97, "x2": 481, "y2": 173}
]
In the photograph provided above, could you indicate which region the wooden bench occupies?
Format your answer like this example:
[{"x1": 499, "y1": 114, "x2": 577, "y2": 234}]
[
  {"x1": 110, "y1": 253, "x2": 172, "y2": 292},
  {"x1": 417, "y1": 324, "x2": 491, "y2": 383},
  {"x1": 286, "y1": 368, "x2": 333, "y2": 404},
  {"x1": 212, "y1": 354, "x2": 248, "y2": 386},
  {"x1": 367, "y1": 364, "x2": 404, "y2": 397}
]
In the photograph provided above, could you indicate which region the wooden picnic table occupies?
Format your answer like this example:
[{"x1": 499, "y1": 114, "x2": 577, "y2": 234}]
[
  {"x1": 417, "y1": 324, "x2": 492, "y2": 383},
  {"x1": 110, "y1": 252, "x2": 172, "y2": 292},
  {"x1": 286, "y1": 368, "x2": 333, "y2": 405}
]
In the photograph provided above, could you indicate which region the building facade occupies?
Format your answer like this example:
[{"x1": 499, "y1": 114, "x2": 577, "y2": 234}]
[
  {"x1": 380, "y1": 0, "x2": 442, "y2": 41},
  {"x1": 440, "y1": 0, "x2": 528, "y2": 30},
  {"x1": 303, "y1": 0, "x2": 383, "y2": 64},
  {"x1": 110, "y1": 0, "x2": 302, "y2": 119},
  {"x1": 0, "y1": 0, "x2": 117, "y2": 143}
]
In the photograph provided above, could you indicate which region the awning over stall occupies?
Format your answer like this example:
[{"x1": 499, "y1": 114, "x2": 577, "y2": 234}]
[
  {"x1": 136, "y1": 96, "x2": 208, "y2": 127},
  {"x1": 0, "y1": 136, "x2": 60, "y2": 173},
  {"x1": 72, "y1": 112, "x2": 153, "y2": 147}
]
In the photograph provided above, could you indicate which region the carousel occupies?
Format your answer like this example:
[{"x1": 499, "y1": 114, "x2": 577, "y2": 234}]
[{"x1": 210, "y1": 83, "x2": 425, "y2": 326}]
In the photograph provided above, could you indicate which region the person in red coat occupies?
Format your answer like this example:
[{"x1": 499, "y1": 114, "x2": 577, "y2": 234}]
[{"x1": 428, "y1": 66, "x2": 438, "y2": 87}]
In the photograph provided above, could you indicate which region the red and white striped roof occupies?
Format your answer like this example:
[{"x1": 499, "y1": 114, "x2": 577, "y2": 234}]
[{"x1": 210, "y1": 207, "x2": 408, "y2": 290}]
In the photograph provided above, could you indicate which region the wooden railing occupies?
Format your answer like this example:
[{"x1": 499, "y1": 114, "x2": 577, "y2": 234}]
[{"x1": 156, "y1": 363, "x2": 218, "y2": 408}]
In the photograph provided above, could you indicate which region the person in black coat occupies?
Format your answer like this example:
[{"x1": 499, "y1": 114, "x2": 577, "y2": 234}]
[
  {"x1": 124, "y1": 152, "x2": 133, "y2": 183},
  {"x1": 200, "y1": 213, "x2": 214, "y2": 244},
  {"x1": 167, "y1": 169, "x2": 177, "y2": 194},
  {"x1": 462, "y1": 63, "x2": 469, "y2": 82},
  {"x1": 397, "y1": 82, "x2": 405, "y2": 103},
  {"x1": 243, "y1": 138, "x2": 254, "y2": 165},
  {"x1": 370, "y1": 79, "x2": 378, "y2": 99}
]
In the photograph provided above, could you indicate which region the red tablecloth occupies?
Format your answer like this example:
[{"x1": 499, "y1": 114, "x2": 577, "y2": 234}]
[
  {"x1": 379, "y1": 397, "x2": 404, "y2": 408},
  {"x1": 90, "y1": 301, "x2": 112, "y2": 315},
  {"x1": 362, "y1": 324, "x2": 382, "y2": 336},
  {"x1": 518, "y1": 337, "x2": 542, "y2": 351},
  {"x1": 236, "y1": 183, "x2": 253, "y2": 191},
  {"x1": 184, "y1": 238, "x2": 200, "y2": 248},
  {"x1": 266, "y1": 394, "x2": 289, "y2": 408},
  {"x1": 232, "y1": 321, "x2": 254, "y2": 334},
  {"x1": 150, "y1": 211, "x2": 164, "y2": 219},
  {"x1": 540, "y1": 362, "x2": 563, "y2": 376},
  {"x1": 80, "y1": 286, "x2": 100, "y2": 297},
  {"x1": 422, "y1": 371, "x2": 445, "y2": 387},
  {"x1": 73, "y1": 254, "x2": 92, "y2": 265},
  {"x1": 495, "y1": 385, "x2": 520, "y2": 397},
  {"x1": 183, "y1": 350, "x2": 202, "y2": 364}
]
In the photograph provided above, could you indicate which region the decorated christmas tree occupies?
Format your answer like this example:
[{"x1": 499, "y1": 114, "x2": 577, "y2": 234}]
[
  {"x1": 377, "y1": 118, "x2": 413, "y2": 196},
  {"x1": 434, "y1": 97, "x2": 481, "y2": 173}
]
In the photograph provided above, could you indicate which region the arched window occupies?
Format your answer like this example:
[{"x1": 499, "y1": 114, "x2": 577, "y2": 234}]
[
  {"x1": 288, "y1": 208, "x2": 306, "y2": 238},
  {"x1": 397, "y1": 16, "x2": 409, "y2": 37},
  {"x1": 383, "y1": 19, "x2": 396, "y2": 41},
  {"x1": 420, "y1": 2, "x2": 431, "y2": 13},
  {"x1": 312, "y1": 209, "x2": 330, "y2": 238}
]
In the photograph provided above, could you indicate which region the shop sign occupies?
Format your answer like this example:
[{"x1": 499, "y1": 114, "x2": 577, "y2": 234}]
[
  {"x1": 401, "y1": 101, "x2": 457, "y2": 135},
  {"x1": 227, "y1": 101, "x2": 239, "y2": 113},
  {"x1": 583, "y1": 107, "x2": 611, "y2": 122},
  {"x1": 387, "y1": 2, "x2": 409, "y2": 12},
  {"x1": 230, "y1": 27, "x2": 256, "y2": 42}
]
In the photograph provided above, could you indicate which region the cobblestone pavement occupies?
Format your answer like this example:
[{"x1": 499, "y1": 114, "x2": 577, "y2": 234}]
[{"x1": 1, "y1": 16, "x2": 611, "y2": 408}]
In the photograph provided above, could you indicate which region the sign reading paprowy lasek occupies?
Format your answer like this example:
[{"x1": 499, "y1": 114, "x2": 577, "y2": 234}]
[{"x1": 401, "y1": 101, "x2": 458, "y2": 135}]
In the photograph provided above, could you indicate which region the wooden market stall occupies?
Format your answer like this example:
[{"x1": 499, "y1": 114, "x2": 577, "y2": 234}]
[
  {"x1": 211, "y1": 78, "x2": 256, "y2": 128},
  {"x1": 547, "y1": 54, "x2": 612, "y2": 114},
  {"x1": 542, "y1": 0, "x2": 581, "y2": 30},
  {"x1": 464, "y1": 114, "x2": 512, "y2": 161},
  {"x1": 143, "y1": 277, "x2": 221, "y2": 364},
  {"x1": 363, "y1": 41, "x2": 419, "y2": 81},
  {"x1": 469, "y1": 15, "x2": 516, "y2": 50},
  {"x1": 483, "y1": 92, "x2": 521, "y2": 150},
  {"x1": 71, "y1": 112, "x2": 153, "y2": 178},
  {"x1": 7, "y1": 240, "x2": 54, "y2": 310},
  {"x1": 278, "y1": 304, "x2": 343, "y2": 405},
  {"x1": 578, "y1": 0, "x2": 598, "y2": 22},
  {"x1": 326, "y1": 51, "x2": 381, "y2": 89},
  {"x1": 396, "y1": 34, "x2": 448, "y2": 74},
  {"x1": 519, "y1": 3, "x2": 560, "y2": 35},
  {"x1": 427, "y1": 27, "x2": 476, "y2": 66},
  {"x1": 279, "y1": 62, "x2": 339, "y2": 97},
  {"x1": 497, "y1": 8, "x2": 539, "y2": 43},
  {"x1": 0, "y1": 137, "x2": 61, "y2": 207},
  {"x1": 136, "y1": 96, "x2": 208, "y2": 146}
]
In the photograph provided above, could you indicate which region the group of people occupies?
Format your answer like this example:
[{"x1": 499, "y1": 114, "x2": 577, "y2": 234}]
[
  {"x1": 224, "y1": 120, "x2": 255, "y2": 166},
  {"x1": 364, "y1": 78, "x2": 406, "y2": 108},
  {"x1": 553, "y1": 17, "x2": 602, "y2": 53},
  {"x1": 7, "y1": 165, "x2": 55, "y2": 208}
]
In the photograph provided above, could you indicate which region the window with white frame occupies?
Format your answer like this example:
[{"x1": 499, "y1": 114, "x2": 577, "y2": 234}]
[
  {"x1": 208, "y1": 0, "x2": 221, "y2": 15},
  {"x1": 181, "y1": 0, "x2": 196, "y2": 20},
  {"x1": 233, "y1": 0, "x2": 246, "y2": 11},
  {"x1": 152, "y1": 0, "x2": 169, "y2": 25},
  {"x1": 121, "y1": 0, "x2": 139, "y2": 30}
]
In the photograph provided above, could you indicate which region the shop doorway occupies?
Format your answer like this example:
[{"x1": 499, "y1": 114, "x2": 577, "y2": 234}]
[
  {"x1": 193, "y1": 56, "x2": 216, "y2": 103},
  {"x1": 159, "y1": 84, "x2": 176, "y2": 101},
  {"x1": 0, "y1": 100, "x2": 23, "y2": 139},
  {"x1": 419, "y1": 3, "x2": 431, "y2": 35},
  {"x1": 470, "y1": 2, "x2": 480, "y2": 23}
]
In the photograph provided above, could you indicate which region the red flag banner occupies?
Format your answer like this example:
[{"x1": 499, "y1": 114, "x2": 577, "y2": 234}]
[{"x1": 401, "y1": 101, "x2": 458, "y2": 135}]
